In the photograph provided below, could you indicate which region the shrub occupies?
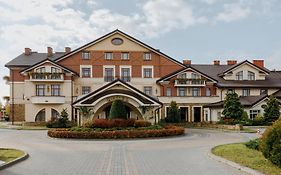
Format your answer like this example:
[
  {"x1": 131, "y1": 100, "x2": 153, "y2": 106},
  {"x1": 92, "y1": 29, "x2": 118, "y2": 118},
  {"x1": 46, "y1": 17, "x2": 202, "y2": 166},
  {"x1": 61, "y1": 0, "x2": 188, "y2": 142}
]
[
  {"x1": 166, "y1": 101, "x2": 180, "y2": 123},
  {"x1": 245, "y1": 139, "x2": 260, "y2": 150},
  {"x1": 238, "y1": 111, "x2": 253, "y2": 126},
  {"x1": 263, "y1": 96, "x2": 280, "y2": 123},
  {"x1": 92, "y1": 119, "x2": 112, "y2": 128},
  {"x1": 46, "y1": 109, "x2": 73, "y2": 128},
  {"x1": 135, "y1": 120, "x2": 151, "y2": 127},
  {"x1": 252, "y1": 114, "x2": 266, "y2": 126},
  {"x1": 92, "y1": 118, "x2": 136, "y2": 128},
  {"x1": 109, "y1": 100, "x2": 127, "y2": 119},
  {"x1": 47, "y1": 126, "x2": 185, "y2": 139},
  {"x1": 222, "y1": 92, "x2": 243, "y2": 119},
  {"x1": 260, "y1": 118, "x2": 281, "y2": 167}
]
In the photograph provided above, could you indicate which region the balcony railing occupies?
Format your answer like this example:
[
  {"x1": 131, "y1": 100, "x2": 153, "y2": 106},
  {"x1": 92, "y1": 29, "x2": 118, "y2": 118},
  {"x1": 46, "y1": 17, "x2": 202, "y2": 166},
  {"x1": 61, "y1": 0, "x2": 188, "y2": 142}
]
[
  {"x1": 29, "y1": 72, "x2": 64, "y2": 81},
  {"x1": 175, "y1": 79, "x2": 205, "y2": 86},
  {"x1": 120, "y1": 76, "x2": 131, "y2": 82},
  {"x1": 31, "y1": 96, "x2": 65, "y2": 104}
]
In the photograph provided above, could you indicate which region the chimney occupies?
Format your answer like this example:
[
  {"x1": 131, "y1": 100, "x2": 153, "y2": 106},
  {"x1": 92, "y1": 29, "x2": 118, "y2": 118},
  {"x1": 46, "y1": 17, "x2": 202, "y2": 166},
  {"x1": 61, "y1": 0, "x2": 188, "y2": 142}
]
[
  {"x1": 227, "y1": 60, "x2": 237, "y2": 65},
  {"x1": 213, "y1": 60, "x2": 220, "y2": 65},
  {"x1": 65, "y1": 47, "x2": 71, "y2": 53},
  {"x1": 24, "y1": 48, "x2": 31, "y2": 55},
  {"x1": 253, "y1": 59, "x2": 264, "y2": 68},
  {"x1": 47, "y1": 47, "x2": 53, "y2": 57},
  {"x1": 183, "y1": 59, "x2": 191, "y2": 65}
]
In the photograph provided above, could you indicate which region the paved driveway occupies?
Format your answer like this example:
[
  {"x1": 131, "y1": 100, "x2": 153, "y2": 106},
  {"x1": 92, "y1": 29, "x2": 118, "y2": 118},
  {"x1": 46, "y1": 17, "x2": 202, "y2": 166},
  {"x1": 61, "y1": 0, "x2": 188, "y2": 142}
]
[{"x1": 0, "y1": 129, "x2": 257, "y2": 175}]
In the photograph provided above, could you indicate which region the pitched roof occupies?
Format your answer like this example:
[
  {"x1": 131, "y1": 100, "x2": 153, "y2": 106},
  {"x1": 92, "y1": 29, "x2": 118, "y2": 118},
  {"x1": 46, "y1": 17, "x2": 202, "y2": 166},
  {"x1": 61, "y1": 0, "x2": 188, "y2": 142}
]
[
  {"x1": 219, "y1": 60, "x2": 270, "y2": 75},
  {"x1": 5, "y1": 52, "x2": 65, "y2": 67},
  {"x1": 73, "y1": 78, "x2": 162, "y2": 106},
  {"x1": 205, "y1": 94, "x2": 268, "y2": 108},
  {"x1": 19, "y1": 58, "x2": 78, "y2": 75},
  {"x1": 55, "y1": 29, "x2": 185, "y2": 68},
  {"x1": 157, "y1": 65, "x2": 218, "y2": 83}
]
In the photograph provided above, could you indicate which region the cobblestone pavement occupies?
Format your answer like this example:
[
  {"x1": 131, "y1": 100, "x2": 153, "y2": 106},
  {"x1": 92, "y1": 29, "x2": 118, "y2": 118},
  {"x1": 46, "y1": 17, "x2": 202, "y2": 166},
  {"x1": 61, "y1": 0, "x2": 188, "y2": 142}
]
[{"x1": 0, "y1": 129, "x2": 257, "y2": 175}]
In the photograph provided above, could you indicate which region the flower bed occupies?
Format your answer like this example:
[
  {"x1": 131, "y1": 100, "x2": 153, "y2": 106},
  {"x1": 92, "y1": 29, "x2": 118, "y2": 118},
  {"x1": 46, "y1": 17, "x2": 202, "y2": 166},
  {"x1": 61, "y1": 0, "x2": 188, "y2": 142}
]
[{"x1": 47, "y1": 125, "x2": 185, "y2": 139}]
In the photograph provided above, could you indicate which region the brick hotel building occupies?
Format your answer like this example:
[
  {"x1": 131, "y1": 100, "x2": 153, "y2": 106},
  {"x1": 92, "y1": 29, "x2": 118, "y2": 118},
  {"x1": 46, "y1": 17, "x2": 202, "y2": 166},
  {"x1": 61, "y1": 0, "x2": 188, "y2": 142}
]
[{"x1": 5, "y1": 30, "x2": 281, "y2": 123}]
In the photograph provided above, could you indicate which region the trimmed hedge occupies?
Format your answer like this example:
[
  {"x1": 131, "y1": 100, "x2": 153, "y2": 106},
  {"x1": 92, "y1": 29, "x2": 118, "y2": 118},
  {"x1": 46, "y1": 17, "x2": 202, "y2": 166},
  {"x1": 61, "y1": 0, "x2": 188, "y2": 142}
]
[{"x1": 47, "y1": 125, "x2": 184, "y2": 139}]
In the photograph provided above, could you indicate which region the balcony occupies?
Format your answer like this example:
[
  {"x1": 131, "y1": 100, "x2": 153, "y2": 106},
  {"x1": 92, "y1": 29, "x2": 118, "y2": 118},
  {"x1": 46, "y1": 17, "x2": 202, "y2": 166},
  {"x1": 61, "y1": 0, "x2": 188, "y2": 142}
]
[
  {"x1": 29, "y1": 72, "x2": 64, "y2": 82},
  {"x1": 31, "y1": 96, "x2": 65, "y2": 104},
  {"x1": 175, "y1": 79, "x2": 205, "y2": 87}
]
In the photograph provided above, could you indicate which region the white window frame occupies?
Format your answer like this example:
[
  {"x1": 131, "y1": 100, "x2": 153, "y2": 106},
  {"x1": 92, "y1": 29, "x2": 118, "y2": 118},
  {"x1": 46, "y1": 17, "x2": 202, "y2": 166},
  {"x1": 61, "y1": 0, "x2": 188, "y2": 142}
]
[
  {"x1": 178, "y1": 87, "x2": 186, "y2": 96},
  {"x1": 248, "y1": 71, "x2": 255, "y2": 80},
  {"x1": 143, "y1": 52, "x2": 151, "y2": 60},
  {"x1": 143, "y1": 86, "x2": 153, "y2": 96},
  {"x1": 166, "y1": 87, "x2": 172, "y2": 96},
  {"x1": 103, "y1": 65, "x2": 115, "y2": 80},
  {"x1": 242, "y1": 89, "x2": 250, "y2": 96},
  {"x1": 121, "y1": 52, "x2": 129, "y2": 60},
  {"x1": 142, "y1": 66, "x2": 154, "y2": 78},
  {"x1": 81, "y1": 51, "x2": 90, "y2": 59},
  {"x1": 120, "y1": 65, "x2": 131, "y2": 81},
  {"x1": 80, "y1": 65, "x2": 93, "y2": 78},
  {"x1": 249, "y1": 110, "x2": 260, "y2": 120},
  {"x1": 105, "y1": 52, "x2": 113, "y2": 60}
]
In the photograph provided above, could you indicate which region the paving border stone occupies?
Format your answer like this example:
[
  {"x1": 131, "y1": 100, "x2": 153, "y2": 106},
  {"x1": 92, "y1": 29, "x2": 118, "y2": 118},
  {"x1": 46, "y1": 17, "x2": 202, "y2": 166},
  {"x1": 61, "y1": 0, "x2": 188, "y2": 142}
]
[
  {"x1": 0, "y1": 150, "x2": 29, "y2": 170},
  {"x1": 207, "y1": 151, "x2": 264, "y2": 175}
]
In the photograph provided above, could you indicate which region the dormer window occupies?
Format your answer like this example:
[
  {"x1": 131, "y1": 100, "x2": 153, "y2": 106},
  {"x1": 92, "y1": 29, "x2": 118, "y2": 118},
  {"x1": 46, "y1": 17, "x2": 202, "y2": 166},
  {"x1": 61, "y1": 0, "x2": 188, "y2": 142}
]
[
  {"x1": 178, "y1": 73, "x2": 186, "y2": 79},
  {"x1": 235, "y1": 71, "x2": 243, "y2": 80},
  {"x1": 51, "y1": 67, "x2": 60, "y2": 73},
  {"x1": 248, "y1": 71, "x2": 255, "y2": 80},
  {"x1": 35, "y1": 67, "x2": 46, "y2": 73}
]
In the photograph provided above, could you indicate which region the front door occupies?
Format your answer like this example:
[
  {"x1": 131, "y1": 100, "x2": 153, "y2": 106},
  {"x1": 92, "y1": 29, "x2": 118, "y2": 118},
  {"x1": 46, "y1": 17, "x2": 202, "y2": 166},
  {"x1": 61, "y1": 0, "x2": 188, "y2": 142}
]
[
  {"x1": 193, "y1": 107, "x2": 201, "y2": 122},
  {"x1": 180, "y1": 107, "x2": 189, "y2": 122}
]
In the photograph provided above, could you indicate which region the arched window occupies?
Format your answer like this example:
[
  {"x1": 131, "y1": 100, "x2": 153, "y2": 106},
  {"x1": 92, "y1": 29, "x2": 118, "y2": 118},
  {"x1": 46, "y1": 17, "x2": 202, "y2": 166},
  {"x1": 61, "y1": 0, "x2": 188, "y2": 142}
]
[
  {"x1": 248, "y1": 71, "x2": 255, "y2": 80},
  {"x1": 35, "y1": 109, "x2": 46, "y2": 122},
  {"x1": 51, "y1": 109, "x2": 60, "y2": 120},
  {"x1": 235, "y1": 71, "x2": 243, "y2": 80}
]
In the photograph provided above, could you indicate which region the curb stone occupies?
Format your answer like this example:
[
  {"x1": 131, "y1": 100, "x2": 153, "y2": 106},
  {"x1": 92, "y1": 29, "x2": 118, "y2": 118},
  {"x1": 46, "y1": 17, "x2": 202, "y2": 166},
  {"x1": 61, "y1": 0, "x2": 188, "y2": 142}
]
[
  {"x1": 207, "y1": 151, "x2": 264, "y2": 175},
  {"x1": 0, "y1": 151, "x2": 29, "y2": 170}
]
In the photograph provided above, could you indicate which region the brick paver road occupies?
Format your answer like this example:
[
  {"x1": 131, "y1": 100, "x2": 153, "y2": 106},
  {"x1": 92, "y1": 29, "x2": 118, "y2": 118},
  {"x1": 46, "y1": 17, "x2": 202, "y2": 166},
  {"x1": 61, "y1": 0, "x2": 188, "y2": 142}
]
[{"x1": 0, "y1": 128, "x2": 256, "y2": 175}]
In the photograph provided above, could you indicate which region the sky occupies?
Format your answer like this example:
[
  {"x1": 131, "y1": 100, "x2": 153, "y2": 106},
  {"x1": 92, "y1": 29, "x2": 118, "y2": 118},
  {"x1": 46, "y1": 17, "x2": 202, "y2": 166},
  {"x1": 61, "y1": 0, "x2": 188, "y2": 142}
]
[{"x1": 1, "y1": 0, "x2": 281, "y2": 102}]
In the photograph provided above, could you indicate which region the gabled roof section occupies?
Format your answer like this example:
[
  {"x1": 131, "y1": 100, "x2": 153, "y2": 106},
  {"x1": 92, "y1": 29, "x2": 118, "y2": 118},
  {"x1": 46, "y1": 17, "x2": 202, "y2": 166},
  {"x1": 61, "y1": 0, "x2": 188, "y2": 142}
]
[
  {"x1": 55, "y1": 29, "x2": 185, "y2": 68},
  {"x1": 73, "y1": 78, "x2": 162, "y2": 106},
  {"x1": 20, "y1": 58, "x2": 78, "y2": 75},
  {"x1": 219, "y1": 60, "x2": 270, "y2": 76},
  {"x1": 5, "y1": 52, "x2": 65, "y2": 68},
  {"x1": 157, "y1": 65, "x2": 218, "y2": 83},
  {"x1": 205, "y1": 94, "x2": 268, "y2": 108}
]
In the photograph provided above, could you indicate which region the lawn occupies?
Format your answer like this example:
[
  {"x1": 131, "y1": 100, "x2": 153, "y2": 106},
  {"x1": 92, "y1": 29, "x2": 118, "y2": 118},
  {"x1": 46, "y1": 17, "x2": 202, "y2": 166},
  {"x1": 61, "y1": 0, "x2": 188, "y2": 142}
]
[
  {"x1": 212, "y1": 143, "x2": 281, "y2": 175},
  {"x1": 0, "y1": 148, "x2": 25, "y2": 163}
]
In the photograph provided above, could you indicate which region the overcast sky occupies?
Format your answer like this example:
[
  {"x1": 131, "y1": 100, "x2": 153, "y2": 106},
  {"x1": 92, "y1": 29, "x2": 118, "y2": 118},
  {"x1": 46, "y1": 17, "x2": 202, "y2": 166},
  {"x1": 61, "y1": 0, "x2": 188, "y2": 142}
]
[{"x1": 1, "y1": 0, "x2": 281, "y2": 102}]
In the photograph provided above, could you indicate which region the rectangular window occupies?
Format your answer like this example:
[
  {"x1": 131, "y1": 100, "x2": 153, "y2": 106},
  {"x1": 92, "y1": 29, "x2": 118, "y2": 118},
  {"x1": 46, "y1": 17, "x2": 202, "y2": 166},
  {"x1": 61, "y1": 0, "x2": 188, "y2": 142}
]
[
  {"x1": 166, "y1": 87, "x2": 172, "y2": 96},
  {"x1": 105, "y1": 52, "x2": 113, "y2": 60},
  {"x1": 36, "y1": 84, "x2": 45, "y2": 96},
  {"x1": 178, "y1": 87, "x2": 186, "y2": 96},
  {"x1": 242, "y1": 89, "x2": 250, "y2": 96},
  {"x1": 104, "y1": 68, "x2": 114, "y2": 82},
  {"x1": 260, "y1": 89, "x2": 268, "y2": 95},
  {"x1": 121, "y1": 53, "x2": 129, "y2": 60},
  {"x1": 35, "y1": 67, "x2": 46, "y2": 73},
  {"x1": 81, "y1": 68, "x2": 91, "y2": 78},
  {"x1": 249, "y1": 110, "x2": 260, "y2": 120},
  {"x1": 121, "y1": 68, "x2": 130, "y2": 82},
  {"x1": 51, "y1": 67, "x2": 60, "y2": 73},
  {"x1": 206, "y1": 88, "x2": 211, "y2": 96},
  {"x1": 143, "y1": 68, "x2": 152, "y2": 78},
  {"x1": 227, "y1": 89, "x2": 235, "y2": 94},
  {"x1": 51, "y1": 84, "x2": 60, "y2": 96},
  {"x1": 82, "y1": 86, "x2": 91, "y2": 95},
  {"x1": 192, "y1": 87, "x2": 200, "y2": 96},
  {"x1": 191, "y1": 73, "x2": 200, "y2": 79},
  {"x1": 143, "y1": 52, "x2": 151, "y2": 60},
  {"x1": 178, "y1": 73, "x2": 186, "y2": 79},
  {"x1": 236, "y1": 71, "x2": 243, "y2": 80},
  {"x1": 144, "y1": 86, "x2": 152, "y2": 96},
  {"x1": 81, "y1": 52, "x2": 90, "y2": 59}
]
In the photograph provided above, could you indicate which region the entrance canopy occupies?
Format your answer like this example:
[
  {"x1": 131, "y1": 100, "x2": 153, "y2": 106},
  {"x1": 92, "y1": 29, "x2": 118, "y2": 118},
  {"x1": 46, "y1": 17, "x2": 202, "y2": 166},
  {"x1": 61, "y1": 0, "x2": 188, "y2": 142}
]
[{"x1": 73, "y1": 79, "x2": 162, "y2": 107}]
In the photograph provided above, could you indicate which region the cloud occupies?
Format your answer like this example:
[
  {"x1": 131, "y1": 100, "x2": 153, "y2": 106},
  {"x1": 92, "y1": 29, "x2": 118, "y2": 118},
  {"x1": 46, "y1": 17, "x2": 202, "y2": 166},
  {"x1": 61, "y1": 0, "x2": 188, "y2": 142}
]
[{"x1": 215, "y1": 3, "x2": 251, "y2": 22}]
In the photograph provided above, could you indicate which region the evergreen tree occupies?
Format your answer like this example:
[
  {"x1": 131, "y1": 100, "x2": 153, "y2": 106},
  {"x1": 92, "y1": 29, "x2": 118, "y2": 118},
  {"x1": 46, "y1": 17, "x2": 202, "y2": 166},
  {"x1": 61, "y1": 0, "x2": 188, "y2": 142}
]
[
  {"x1": 263, "y1": 96, "x2": 280, "y2": 122},
  {"x1": 166, "y1": 101, "x2": 180, "y2": 123},
  {"x1": 109, "y1": 100, "x2": 127, "y2": 119},
  {"x1": 222, "y1": 92, "x2": 244, "y2": 119}
]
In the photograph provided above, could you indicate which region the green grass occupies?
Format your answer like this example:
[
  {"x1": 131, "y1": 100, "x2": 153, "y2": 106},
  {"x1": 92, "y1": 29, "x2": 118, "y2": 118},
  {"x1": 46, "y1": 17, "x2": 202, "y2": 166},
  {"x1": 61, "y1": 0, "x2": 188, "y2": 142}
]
[
  {"x1": 16, "y1": 126, "x2": 47, "y2": 130},
  {"x1": 212, "y1": 143, "x2": 281, "y2": 175},
  {"x1": 0, "y1": 148, "x2": 25, "y2": 163}
]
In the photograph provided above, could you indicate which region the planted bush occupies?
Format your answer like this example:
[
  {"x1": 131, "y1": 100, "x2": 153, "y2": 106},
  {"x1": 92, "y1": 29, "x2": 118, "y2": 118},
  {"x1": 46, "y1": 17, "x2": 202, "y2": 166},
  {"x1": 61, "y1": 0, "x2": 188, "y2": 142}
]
[
  {"x1": 46, "y1": 109, "x2": 73, "y2": 128},
  {"x1": 109, "y1": 100, "x2": 127, "y2": 119},
  {"x1": 134, "y1": 120, "x2": 151, "y2": 127},
  {"x1": 260, "y1": 118, "x2": 281, "y2": 167},
  {"x1": 245, "y1": 139, "x2": 260, "y2": 150},
  {"x1": 92, "y1": 118, "x2": 136, "y2": 128}
]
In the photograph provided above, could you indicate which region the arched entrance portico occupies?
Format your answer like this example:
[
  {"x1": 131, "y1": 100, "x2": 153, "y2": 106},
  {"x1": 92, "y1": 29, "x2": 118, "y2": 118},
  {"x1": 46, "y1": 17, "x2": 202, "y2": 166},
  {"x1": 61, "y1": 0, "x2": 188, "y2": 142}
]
[{"x1": 73, "y1": 79, "x2": 162, "y2": 125}]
